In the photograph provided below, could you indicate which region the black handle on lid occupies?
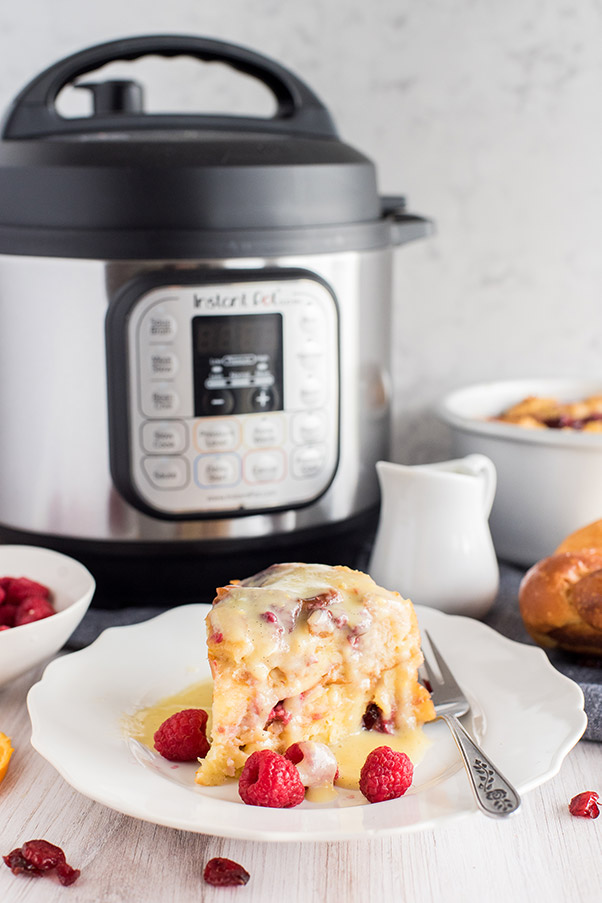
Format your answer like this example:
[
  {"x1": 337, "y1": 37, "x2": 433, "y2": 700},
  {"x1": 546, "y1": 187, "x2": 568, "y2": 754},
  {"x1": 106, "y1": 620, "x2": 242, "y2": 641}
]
[{"x1": 2, "y1": 34, "x2": 338, "y2": 140}]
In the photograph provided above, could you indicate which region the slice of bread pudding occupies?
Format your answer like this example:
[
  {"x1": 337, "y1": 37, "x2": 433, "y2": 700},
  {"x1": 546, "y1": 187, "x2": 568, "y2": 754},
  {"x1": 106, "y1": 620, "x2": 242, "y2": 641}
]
[{"x1": 195, "y1": 563, "x2": 434, "y2": 786}]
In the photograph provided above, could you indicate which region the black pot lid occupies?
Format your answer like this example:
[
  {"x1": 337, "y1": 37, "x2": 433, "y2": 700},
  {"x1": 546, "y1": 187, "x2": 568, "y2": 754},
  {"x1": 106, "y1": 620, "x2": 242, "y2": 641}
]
[{"x1": 0, "y1": 35, "x2": 380, "y2": 233}]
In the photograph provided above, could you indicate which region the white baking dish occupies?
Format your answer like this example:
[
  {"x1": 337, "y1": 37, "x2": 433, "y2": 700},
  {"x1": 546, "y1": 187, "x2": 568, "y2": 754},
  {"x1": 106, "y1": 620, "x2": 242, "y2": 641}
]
[{"x1": 437, "y1": 379, "x2": 602, "y2": 565}]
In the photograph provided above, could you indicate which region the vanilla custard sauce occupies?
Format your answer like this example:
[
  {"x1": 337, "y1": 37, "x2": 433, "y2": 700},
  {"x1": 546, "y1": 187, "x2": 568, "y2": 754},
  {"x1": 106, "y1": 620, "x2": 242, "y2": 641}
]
[
  {"x1": 125, "y1": 679, "x2": 214, "y2": 749},
  {"x1": 125, "y1": 679, "x2": 430, "y2": 792}
]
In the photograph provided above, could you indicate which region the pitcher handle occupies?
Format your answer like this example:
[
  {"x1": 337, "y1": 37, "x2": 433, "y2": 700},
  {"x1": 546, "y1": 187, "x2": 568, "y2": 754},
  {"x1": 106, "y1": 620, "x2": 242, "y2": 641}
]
[{"x1": 462, "y1": 454, "x2": 497, "y2": 517}]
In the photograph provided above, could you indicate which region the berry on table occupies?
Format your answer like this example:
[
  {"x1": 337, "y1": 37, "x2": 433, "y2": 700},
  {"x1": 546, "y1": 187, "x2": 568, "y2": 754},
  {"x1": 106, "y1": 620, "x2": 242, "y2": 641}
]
[
  {"x1": 3, "y1": 839, "x2": 80, "y2": 885},
  {"x1": 569, "y1": 791, "x2": 599, "y2": 819},
  {"x1": 204, "y1": 857, "x2": 250, "y2": 886}
]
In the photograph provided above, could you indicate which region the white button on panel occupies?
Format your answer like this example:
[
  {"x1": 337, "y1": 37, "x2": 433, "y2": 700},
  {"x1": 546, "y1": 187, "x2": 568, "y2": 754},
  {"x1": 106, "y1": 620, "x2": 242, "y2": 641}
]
[
  {"x1": 195, "y1": 454, "x2": 240, "y2": 487},
  {"x1": 292, "y1": 410, "x2": 328, "y2": 445},
  {"x1": 292, "y1": 444, "x2": 326, "y2": 479},
  {"x1": 244, "y1": 450, "x2": 286, "y2": 483},
  {"x1": 244, "y1": 414, "x2": 284, "y2": 448},
  {"x1": 142, "y1": 311, "x2": 178, "y2": 341},
  {"x1": 142, "y1": 456, "x2": 188, "y2": 489},
  {"x1": 300, "y1": 374, "x2": 324, "y2": 407},
  {"x1": 148, "y1": 348, "x2": 179, "y2": 378},
  {"x1": 143, "y1": 384, "x2": 180, "y2": 416},
  {"x1": 141, "y1": 420, "x2": 187, "y2": 454},
  {"x1": 195, "y1": 420, "x2": 240, "y2": 452},
  {"x1": 300, "y1": 302, "x2": 323, "y2": 334},
  {"x1": 298, "y1": 339, "x2": 322, "y2": 370}
]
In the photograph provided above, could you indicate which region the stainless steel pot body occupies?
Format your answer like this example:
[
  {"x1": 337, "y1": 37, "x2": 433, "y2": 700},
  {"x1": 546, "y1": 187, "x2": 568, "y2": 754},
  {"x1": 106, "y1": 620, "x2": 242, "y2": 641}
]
[{"x1": 0, "y1": 248, "x2": 392, "y2": 546}]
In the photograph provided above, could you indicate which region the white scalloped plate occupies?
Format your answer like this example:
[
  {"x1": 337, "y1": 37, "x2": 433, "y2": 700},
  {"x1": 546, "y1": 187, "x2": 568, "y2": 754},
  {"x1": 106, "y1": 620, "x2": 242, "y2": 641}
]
[{"x1": 27, "y1": 604, "x2": 586, "y2": 841}]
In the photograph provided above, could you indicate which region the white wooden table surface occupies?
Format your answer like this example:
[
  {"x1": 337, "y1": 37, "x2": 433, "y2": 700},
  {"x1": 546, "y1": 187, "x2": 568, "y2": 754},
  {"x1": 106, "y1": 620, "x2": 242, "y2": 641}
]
[{"x1": 0, "y1": 657, "x2": 599, "y2": 903}]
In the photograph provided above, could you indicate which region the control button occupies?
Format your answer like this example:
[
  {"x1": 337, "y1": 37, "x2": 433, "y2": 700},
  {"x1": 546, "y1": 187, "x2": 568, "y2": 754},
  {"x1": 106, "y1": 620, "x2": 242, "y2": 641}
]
[
  {"x1": 300, "y1": 302, "x2": 323, "y2": 334},
  {"x1": 141, "y1": 421, "x2": 187, "y2": 454},
  {"x1": 144, "y1": 384, "x2": 180, "y2": 415},
  {"x1": 300, "y1": 375, "x2": 324, "y2": 407},
  {"x1": 201, "y1": 390, "x2": 235, "y2": 415},
  {"x1": 292, "y1": 411, "x2": 327, "y2": 445},
  {"x1": 292, "y1": 445, "x2": 326, "y2": 479},
  {"x1": 244, "y1": 415, "x2": 284, "y2": 448},
  {"x1": 298, "y1": 339, "x2": 322, "y2": 370},
  {"x1": 195, "y1": 454, "x2": 240, "y2": 487},
  {"x1": 142, "y1": 456, "x2": 188, "y2": 489},
  {"x1": 251, "y1": 387, "x2": 276, "y2": 412},
  {"x1": 143, "y1": 311, "x2": 177, "y2": 341},
  {"x1": 195, "y1": 420, "x2": 240, "y2": 452},
  {"x1": 148, "y1": 348, "x2": 178, "y2": 378},
  {"x1": 244, "y1": 450, "x2": 285, "y2": 483}
]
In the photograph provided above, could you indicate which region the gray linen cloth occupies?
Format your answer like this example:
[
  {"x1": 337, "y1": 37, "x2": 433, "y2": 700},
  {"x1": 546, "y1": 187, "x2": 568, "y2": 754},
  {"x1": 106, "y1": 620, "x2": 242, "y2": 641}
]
[{"x1": 65, "y1": 561, "x2": 601, "y2": 741}]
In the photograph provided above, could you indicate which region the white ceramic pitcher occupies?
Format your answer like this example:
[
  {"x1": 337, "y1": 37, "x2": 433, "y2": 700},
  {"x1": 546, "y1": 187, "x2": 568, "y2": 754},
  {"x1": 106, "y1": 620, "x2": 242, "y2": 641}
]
[{"x1": 368, "y1": 454, "x2": 499, "y2": 617}]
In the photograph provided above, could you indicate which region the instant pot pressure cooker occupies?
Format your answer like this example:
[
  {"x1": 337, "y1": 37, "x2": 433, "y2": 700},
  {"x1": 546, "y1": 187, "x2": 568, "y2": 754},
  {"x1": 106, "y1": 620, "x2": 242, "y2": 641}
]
[{"x1": 0, "y1": 35, "x2": 431, "y2": 604}]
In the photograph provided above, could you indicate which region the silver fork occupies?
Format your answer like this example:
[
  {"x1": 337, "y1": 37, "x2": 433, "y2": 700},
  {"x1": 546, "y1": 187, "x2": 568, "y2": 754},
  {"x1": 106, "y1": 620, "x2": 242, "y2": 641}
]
[{"x1": 422, "y1": 630, "x2": 521, "y2": 817}]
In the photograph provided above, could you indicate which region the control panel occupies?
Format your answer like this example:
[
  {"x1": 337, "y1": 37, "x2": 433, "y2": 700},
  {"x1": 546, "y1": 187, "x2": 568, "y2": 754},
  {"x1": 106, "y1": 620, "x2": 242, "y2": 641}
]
[{"x1": 119, "y1": 273, "x2": 339, "y2": 517}]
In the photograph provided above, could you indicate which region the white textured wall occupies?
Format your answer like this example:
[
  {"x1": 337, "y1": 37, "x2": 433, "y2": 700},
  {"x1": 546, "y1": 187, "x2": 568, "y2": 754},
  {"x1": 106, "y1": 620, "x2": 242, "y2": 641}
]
[{"x1": 1, "y1": 1, "x2": 600, "y2": 463}]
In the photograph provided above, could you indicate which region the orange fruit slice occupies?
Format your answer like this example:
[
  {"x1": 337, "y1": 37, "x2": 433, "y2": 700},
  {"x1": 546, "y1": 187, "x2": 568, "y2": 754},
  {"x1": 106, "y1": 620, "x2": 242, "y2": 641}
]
[{"x1": 0, "y1": 732, "x2": 14, "y2": 783}]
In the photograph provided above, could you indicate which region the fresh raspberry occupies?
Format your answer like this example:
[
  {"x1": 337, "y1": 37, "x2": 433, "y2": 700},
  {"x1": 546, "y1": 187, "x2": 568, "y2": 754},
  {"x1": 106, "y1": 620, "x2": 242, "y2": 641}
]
[
  {"x1": 14, "y1": 596, "x2": 55, "y2": 627},
  {"x1": 238, "y1": 749, "x2": 305, "y2": 808},
  {"x1": 5, "y1": 578, "x2": 50, "y2": 603},
  {"x1": 153, "y1": 709, "x2": 210, "y2": 761},
  {"x1": 359, "y1": 746, "x2": 414, "y2": 803},
  {"x1": 569, "y1": 791, "x2": 600, "y2": 818},
  {"x1": 203, "y1": 857, "x2": 250, "y2": 887},
  {"x1": 285, "y1": 741, "x2": 339, "y2": 786},
  {"x1": 0, "y1": 604, "x2": 18, "y2": 628}
]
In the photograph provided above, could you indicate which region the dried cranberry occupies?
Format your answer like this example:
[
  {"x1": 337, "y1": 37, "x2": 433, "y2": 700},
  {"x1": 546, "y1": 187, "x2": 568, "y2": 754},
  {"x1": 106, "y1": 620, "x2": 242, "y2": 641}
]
[
  {"x1": 362, "y1": 703, "x2": 394, "y2": 734},
  {"x1": 304, "y1": 589, "x2": 340, "y2": 611},
  {"x1": 56, "y1": 861, "x2": 81, "y2": 886},
  {"x1": 21, "y1": 840, "x2": 65, "y2": 870},
  {"x1": 3, "y1": 848, "x2": 42, "y2": 877},
  {"x1": 3, "y1": 840, "x2": 79, "y2": 885},
  {"x1": 569, "y1": 791, "x2": 600, "y2": 818},
  {"x1": 265, "y1": 701, "x2": 291, "y2": 727},
  {"x1": 203, "y1": 857, "x2": 250, "y2": 887}
]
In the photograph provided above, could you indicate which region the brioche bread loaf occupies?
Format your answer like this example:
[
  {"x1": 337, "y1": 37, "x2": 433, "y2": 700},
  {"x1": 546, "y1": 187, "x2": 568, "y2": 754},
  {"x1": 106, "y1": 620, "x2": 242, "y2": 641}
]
[
  {"x1": 555, "y1": 519, "x2": 602, "y2": 555},
  {"x1": 519, "y1": 549, "x2": 602, "y2": 655}
]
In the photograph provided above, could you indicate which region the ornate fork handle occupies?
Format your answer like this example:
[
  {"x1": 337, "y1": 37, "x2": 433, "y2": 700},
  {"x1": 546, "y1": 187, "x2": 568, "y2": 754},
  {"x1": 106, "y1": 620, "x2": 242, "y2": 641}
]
[{"x1": 441, "y1": 713, "x2": 521, "y2": 817}]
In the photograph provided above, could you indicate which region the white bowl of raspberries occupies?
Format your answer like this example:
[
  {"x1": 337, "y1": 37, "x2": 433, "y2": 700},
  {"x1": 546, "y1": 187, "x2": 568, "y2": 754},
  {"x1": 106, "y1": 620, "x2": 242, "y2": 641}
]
[{"x1": 0, "y1": 545, "x2": 95, "y2": 686}]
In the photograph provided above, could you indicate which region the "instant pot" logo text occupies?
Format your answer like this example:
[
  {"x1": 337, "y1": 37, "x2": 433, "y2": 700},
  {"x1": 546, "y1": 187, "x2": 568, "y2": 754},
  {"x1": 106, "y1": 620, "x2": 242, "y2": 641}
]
[
  {"x1": 192, "y1": 287, "x2": 301, "y2": 310},
  {"x1": 193, "y1": 289, "x2": 278, "y2": 309}
]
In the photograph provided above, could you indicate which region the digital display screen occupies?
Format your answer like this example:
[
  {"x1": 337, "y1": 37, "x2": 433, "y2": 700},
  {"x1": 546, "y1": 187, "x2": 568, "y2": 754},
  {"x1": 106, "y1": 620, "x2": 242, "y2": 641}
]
[
  {"x1": 192, "y1": 313, "x2": 284, "y2": 417},
  {"x1": 194, "y1": 315, "x2": 281, "y2": 356}
]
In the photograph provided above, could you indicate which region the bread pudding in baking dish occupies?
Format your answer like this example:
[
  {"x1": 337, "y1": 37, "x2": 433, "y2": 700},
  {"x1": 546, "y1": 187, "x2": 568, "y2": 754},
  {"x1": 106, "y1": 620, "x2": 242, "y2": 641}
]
[
  {"x1": 195, "y1": 563, "x2": 435, "y2": 786},
  {"x1": 494, "y1": 394, "x2": 602, "y2": 431}
]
